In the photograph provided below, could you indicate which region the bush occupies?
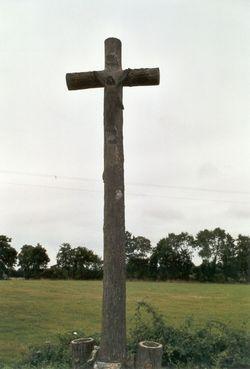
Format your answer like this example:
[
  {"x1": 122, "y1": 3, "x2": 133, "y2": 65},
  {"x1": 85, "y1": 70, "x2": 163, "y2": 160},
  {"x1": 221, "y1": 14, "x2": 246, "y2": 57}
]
[
  {"x1": 128, "y1": 302, "x2": 250, "y2": 368},
  {"x1": 41, "y1": 265, "x2": 66, "y2": 279},
  {"x1": 20, "y1": 330, "x2": 86, "y2": 368},
  {"x1": 13, "y1": 303, "x2": 250, "y2": 369}
]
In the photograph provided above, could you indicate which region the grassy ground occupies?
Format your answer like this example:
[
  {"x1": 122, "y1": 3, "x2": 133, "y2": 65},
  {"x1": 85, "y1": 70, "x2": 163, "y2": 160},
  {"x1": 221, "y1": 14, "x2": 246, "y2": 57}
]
[{"x1": 0, "y1": 280, "x2": 249, "y2": 365}]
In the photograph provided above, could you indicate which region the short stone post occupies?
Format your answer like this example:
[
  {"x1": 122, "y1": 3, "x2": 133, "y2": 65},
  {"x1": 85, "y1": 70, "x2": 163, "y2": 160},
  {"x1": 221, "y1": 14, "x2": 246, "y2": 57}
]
[
  {"x1": 71, "y1": 337, "x2": 95, "y2": 369},
  {"x1": 135, "y1": 341, "x2": 163, "y2": 369}
]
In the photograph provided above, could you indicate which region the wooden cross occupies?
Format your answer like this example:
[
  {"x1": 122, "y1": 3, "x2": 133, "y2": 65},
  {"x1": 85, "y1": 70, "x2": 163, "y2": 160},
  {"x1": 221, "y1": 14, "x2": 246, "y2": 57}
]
[{"x1": 66, "y1": 38, "x2": 160, "y2": 365}]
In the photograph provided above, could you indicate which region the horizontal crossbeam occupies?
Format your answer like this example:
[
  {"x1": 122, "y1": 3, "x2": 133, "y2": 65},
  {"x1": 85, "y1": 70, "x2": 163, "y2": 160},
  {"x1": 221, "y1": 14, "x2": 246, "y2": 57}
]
[{"x1": 66, "y1": 68, "x2": 160, "y2": 90}]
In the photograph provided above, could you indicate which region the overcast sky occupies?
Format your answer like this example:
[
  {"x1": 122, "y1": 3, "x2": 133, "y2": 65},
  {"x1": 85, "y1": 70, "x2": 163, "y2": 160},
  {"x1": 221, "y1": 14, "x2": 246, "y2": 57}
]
[{"x1": 0, "y1": 0, "x2": 249, "y2": 264}]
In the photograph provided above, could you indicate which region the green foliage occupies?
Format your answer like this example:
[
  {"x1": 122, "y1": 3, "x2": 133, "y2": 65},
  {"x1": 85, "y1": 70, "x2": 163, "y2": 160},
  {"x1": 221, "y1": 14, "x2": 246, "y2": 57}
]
[
  {"x1": 129, "y1": 302, "x2": 250, "y2": 369},
  {"x1": 41, "y1": 264, "x2": 66, "y2": 279},
  {"x1": 56, "y1": 243, "x2": 74, "y2": 279},
  {"x1": 0, "y1": 235, "x2": 17, "y2": 279},
  {"x1": 125, "y1": 231, "x2": 152, "y2": 260},
  {"x1": 11, "y1": 330, "x2": 101, "y2": 369},
  {"x1": 18, "y1": 244, "x2": 50, "y2": 279},
  {"x1": 73, "y1": 246, "x2": 102, "y2": 280},
  {"x1": 236, "y1": 235, "x2": 250, "y2": 282},
  {"x1": 8, "y1": 302, "x2": 249, "y2": 369},
  {"x1": 125, "y1": 231, "x2": 152, "y2": 279},
  {"x1": 2, "y1": 228, "x2": 250, "y2": 282},
  {"x1": 56, "y1": 243, "x2": 102, "y2": 280},
  {"x1": 1, "y1": 280, "x2": 249, "y2": 364},
  {"x1": 150, "y1": 233, "x2": 194, "y2": 280},
  {"x1": 195, "y1": 228, "x2": 238, "y2": 282},
  {"x1": 21, "y1": 330, "x2": 86, "y2": 368}
]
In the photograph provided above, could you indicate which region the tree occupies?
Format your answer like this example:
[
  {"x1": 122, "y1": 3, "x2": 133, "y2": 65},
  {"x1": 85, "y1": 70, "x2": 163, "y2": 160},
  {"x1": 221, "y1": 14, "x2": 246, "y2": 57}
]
[
  {"x1": 18, "y1": 244, "x2": 50, "y2": 279},
  {"x1": 56, "y1": 243, "x2": 74, "y2": 279},
  {"x1": 73, "y1": 246, "x2": 102, "y2": 279},
  {"x1": 196, "y1": 228, "x2": 229, "y2": 262},
  {"x1": 125, "y1": 231, "x2": 152, "y2": 260},
  {"x1": 150, "y1": 233, "x2": 194, "y2": 280},
  {"x1": 56, "y1": 243, "x2": 102, "y2": 279},
  {"x1": 125, "y1": 231, "x2": 152, "y2": 279},
  {"x1": 125, "y1": 231, "x2": 136, "y2": 262},
  {"x1": 0, "y1": 235, "x2": 17, "y2": 279},
  {"x1": 41, "y1": 264, "x2": 68, "y2": 279},
  {"x1": 220, "y1": 235, "x2": 237, "y2": 281},
  {"x1": 236, "y1": 235, "x2": 250, "y2": 282},
  {"x1": 18, "y1": 245, "x2": 33, "y2": 279},
  {"x1": 195, "y1": 228, "x2": 237, "y2": 281}
]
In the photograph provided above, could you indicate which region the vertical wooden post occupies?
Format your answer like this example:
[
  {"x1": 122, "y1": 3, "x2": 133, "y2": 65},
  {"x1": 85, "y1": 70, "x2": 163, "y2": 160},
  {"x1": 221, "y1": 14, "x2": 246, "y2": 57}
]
[
  {"x1": 66, "y1": 38, "x2": 159, "y2": 366},
  {"x1": 98, "y1": 38, "x2": 126, "y2": 363}
]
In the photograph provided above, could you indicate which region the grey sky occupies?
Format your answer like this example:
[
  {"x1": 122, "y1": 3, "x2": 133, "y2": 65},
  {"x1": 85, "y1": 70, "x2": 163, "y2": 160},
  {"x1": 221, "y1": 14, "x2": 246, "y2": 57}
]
[{"x1": 0, "y1": 0, "x2": 249, "y2": 264}]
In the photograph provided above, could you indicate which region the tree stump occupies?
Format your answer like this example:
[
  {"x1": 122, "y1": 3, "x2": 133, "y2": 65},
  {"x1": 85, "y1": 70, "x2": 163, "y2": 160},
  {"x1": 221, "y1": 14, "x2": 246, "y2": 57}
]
[
  {"x1": 135, "y1": 341, "x2": 163, "y2": 369},
  {"x1": 71, "y1": 337, "x2": 95, "y2": 369}
]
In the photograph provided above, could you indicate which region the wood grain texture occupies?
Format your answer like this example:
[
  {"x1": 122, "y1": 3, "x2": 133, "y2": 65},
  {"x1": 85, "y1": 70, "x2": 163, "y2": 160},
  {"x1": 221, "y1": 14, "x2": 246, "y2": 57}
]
[
  {"x1": 66, "y1": 68, "x2": 159, "y2": 90},
  {"x1": 71, "y1": 338, "x2": 95, "y2": 369},
  {"x1": 98, "y1": 37, "x2": 126, "y2": 364},
  {"x1": 66, "y1": 71, "x2": 103, "y2": 90},
  {"x1": 135, "y1": 341, "x2": 163, "y2": 369},
  {"x1": 66, "y1": 37, "x2": 160, "y2": 366},
  {"x1": 123, "y1": 68, "x2": 159, "y2": 87}
]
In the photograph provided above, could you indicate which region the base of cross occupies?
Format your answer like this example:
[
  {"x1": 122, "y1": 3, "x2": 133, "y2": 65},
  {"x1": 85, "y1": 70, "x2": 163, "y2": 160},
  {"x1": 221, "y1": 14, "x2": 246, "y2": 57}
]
[{"x1": 70, "y1": 338, "x2": 163, "y2": 369}]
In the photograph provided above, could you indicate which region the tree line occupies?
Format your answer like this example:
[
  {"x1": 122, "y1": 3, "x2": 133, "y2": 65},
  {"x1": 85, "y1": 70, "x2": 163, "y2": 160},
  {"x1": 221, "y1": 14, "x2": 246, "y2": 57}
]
[{"x1": 0, "y1": 228, "x2": 249, "y2": 282}]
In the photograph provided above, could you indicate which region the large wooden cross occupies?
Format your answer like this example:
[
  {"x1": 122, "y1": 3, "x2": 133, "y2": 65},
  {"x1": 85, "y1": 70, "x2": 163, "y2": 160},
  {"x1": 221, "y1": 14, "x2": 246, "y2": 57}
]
[{"x1": 66, "y1": 38, "x2": 160, "y2": 365}]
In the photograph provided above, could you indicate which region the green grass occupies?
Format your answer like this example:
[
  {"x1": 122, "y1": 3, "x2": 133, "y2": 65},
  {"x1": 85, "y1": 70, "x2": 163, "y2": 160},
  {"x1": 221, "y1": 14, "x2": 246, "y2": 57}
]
[{"x1": 0, "y1": 280, "x2": 249, "y2": 365}]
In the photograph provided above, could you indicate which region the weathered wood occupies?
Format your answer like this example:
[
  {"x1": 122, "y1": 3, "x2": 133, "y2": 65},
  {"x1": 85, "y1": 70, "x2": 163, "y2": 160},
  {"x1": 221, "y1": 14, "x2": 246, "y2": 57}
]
[
  {"x1": 71, "y1": 337, "x2": 95, "y2": 369},
  {"x1": 66, "y1": 71, "x2": 103, "y2": 90},
  {"x1": 66, "y1": 68, "x2": 159, "y2": 90},
  {"x1": 98, "y1": 37, "x2": 126, "y2": 364},
  {"x1": 123, "y1": 68, "x2": 160, "y2": 87},
  {"x1": 135, "y1": 341, "x2": 163, "y2": 369},
  {"x1": 66, "y1": 37, "x2": 160, "y2": 366}
]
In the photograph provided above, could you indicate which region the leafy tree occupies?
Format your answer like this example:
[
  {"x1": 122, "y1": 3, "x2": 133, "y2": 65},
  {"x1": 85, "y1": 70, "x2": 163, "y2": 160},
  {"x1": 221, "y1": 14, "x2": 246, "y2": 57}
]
[
  {"x1": 0, "y1": 235, "x2": 17, "y2": 279},
  {"x1": 32, "y1": 244, "x2": 50, "y2": 276},
  {"x1": 125, "y1": 231, "x2": 152, "y2": 260},
  {"x1": 193, "y1": 260, "x2": 222, "y2": 282},
  {"x1": 18, "y1": 245, "x2": 33, "y2": 279},
  {"x1": 150, "y1": 233, "x2": 194, "y2": 280},
  {"x1": 57, "y1": 243, "x2": 102, "y2": 279},
  {"x1": 56, "y1": 243, "x2": 75, "y2": 279},
  {"x1": 127, "y1": 258, "x2": 150, "y2": 279},
  {"x1": 220, "y1": 234, "x2": 238, "y2": 281},
  {"x1": 125, "y1": 231, "x2": 136, "y2": 262},
  {"x1": 18, "y1": 244, "x2": 50, "y2": 279},
  {"x1": 196, "y1": 228, "x2": 231, "y2": 262},
  {"x1": 195, "y1": 228, "x2": 237, "y2": 281},
  {"x1": 236, "y1": 235, "x2": 250, "y2": 282},
  {"x1": 125, "y1": 231, "x2": 152, "y2": 279},
  {"x1": 73, "y1": 246, "x2": 102, "y2": 279}
]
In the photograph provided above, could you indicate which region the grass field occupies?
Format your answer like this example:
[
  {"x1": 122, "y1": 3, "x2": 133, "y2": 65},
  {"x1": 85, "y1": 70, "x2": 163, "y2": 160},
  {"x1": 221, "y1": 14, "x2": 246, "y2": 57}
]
[{"x1": 0, "y1": 280, "x2": 249, "y2": 365}]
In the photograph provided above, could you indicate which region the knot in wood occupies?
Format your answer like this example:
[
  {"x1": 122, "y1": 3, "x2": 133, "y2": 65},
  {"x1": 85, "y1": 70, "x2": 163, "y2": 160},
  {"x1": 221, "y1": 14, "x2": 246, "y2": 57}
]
[{"x1": 115, "y1": 189, "x2": 123, "y2": 201}]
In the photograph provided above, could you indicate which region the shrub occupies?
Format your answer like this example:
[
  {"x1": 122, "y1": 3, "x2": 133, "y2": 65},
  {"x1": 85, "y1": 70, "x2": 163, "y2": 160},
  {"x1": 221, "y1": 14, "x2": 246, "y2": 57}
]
[
  {"x1": 20, "y1": 330, "x2": 86, "y2": 368},
  {"x1": 128, "y1": 301, "x2": 250, "y2": 368},
  {"x1": 14, "y1": 303, "x2": 250, "y2": 369}
]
